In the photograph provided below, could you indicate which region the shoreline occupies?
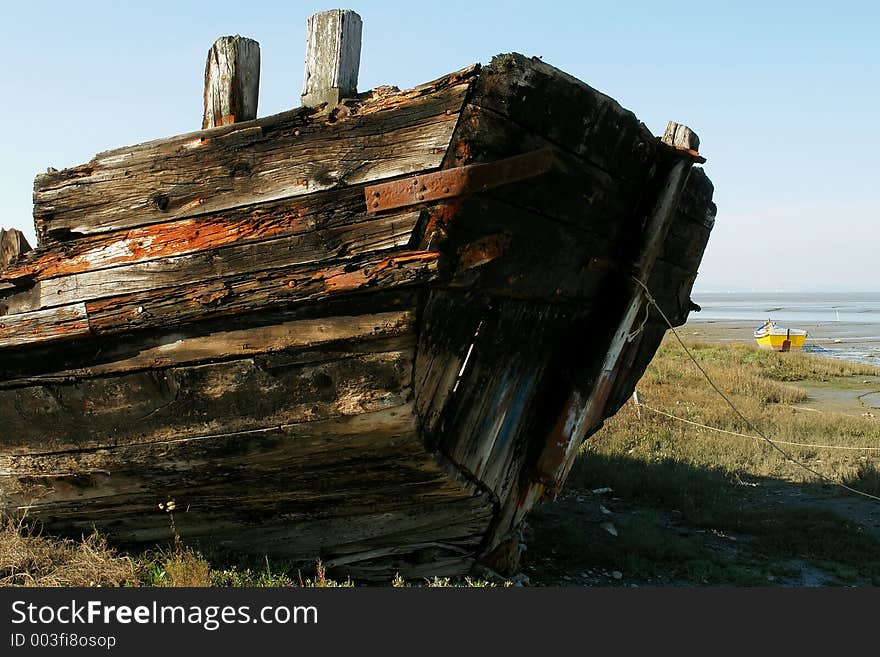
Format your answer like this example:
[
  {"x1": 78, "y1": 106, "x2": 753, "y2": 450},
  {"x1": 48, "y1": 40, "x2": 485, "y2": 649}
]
[
  {"x1": 683, "y1": 317, "x2": 880, "y2": 412},
  {"x1": 684, "y1": 317, "x2": 880, "y2": 367}
]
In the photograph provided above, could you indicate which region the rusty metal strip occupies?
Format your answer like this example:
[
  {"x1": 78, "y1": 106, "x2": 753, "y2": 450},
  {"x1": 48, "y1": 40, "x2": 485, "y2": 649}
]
[{"x1": 365, "y1": 148, "x2": 557, "y2": 213}]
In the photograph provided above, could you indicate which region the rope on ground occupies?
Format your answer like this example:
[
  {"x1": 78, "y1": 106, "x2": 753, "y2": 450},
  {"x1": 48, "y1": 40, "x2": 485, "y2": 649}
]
[
  {"x1": 631, "y1": 275, "x2": 880, "y2": 502},
  {"x1": 638, "y1": 402, "x2": 880, "y2": 451}
]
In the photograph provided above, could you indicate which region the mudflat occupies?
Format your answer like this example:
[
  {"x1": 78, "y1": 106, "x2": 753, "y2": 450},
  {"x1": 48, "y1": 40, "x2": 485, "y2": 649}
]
[{"x1": 685, "y1": 318, "x2": 880, "y2": 367}]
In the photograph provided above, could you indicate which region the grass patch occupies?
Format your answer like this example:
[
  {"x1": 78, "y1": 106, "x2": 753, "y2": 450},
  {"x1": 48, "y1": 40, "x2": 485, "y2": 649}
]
[
  {"x1": 0, "y1": 517, "x2": 139, "y2": 587},
  {"x1": 560, "y1": 338, "x2": 880, "y2": 585},
  {"x1": 592, "y1": 338, "x2": 880, "y2": 484},
  {"x1": 0, "y1": 518, "x2": 501, "y2": 588}
]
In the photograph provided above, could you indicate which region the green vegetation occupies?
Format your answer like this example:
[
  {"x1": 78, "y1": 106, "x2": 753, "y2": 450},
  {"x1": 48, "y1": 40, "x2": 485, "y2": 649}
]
[
  {"x1": 529, "y1": 338, "x2": 880, "y2": 586},
  {"x1": 584, "y1": 339, "x2": 880, "y2": 485}
]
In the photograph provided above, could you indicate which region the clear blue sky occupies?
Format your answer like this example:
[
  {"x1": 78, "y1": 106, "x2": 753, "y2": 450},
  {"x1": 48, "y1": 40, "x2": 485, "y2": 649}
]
[{"x1": 1, "y1": 1, "x2": 877, "y2": 291}]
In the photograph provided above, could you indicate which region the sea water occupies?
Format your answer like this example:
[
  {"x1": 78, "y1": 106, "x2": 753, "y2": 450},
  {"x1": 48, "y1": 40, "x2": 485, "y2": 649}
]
[{"x1": 690, "y1": 292, "x2": 880, "y2": 366}]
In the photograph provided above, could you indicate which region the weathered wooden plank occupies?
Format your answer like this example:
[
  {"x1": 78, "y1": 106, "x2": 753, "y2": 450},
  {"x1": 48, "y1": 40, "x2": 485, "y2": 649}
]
[
  {"x1": 83, "y1": 251, "x2": 439, "y2": 338},
  {"x1": 2, "y1": 186, "x2": 369, "y2": 284},
  {"x1": 0, "y1": 310, "x2": 415, "y2": 384},
  {"x1": 0, "y1": 289, "x2": 419, "y2": 383},
  {"x1": 659, "y1": 207, "x2": 714, "y2": 270},
  {"x1": 203, "y1": 35, "x2": 260, "y2": 129},
  {"x1": 440, "y1": 104, "x2": 642, "y2": 237},
  {"x1": 1, "y1": 400, "x2": 495, "y2": 580},
  {"x1": 0, "y1": 251, "x2": 437, "y2": 352},
  {"x1": 16, "y1": 211, "x2": 419, "y2": 312},
  {"x1": 1, "y1": 404, "x2": 423, "y2": 502},
  {"x1": 533, "y1": 144, "x2": 697, "y2": 492},
  {"x1": 33, "y1": 69, "x2": 476, "y2": 240},
  {"x1": 0, "y1": 283, "x2": 40, "y2": 317},
  {"x1": 676, "y1": 166, "x2": 716, "y2": 227},
  {"x1": 420, "y1": 195, "x2": 613, "y2": 301},
  {"x1": 0, "y1": 348, "x2": 414, "y2": 452},
  {"x1": 0, "y1": 228, "x2": 31, "y2": 271},
  {"x1": 421, "y1": 293, "x2": 593, "y2": 499},
  {"x1": 413, "y1": 292, "x2": 481, "y2": 437},
  {"x1": 0, "y1": 303, "x2": 90, "y2": 349},
  {"x1": 467, "y1": 53, "x2": 657, "y2": 184},
  {"x1": 301, "y1": 10, "x2": 362, "y2": 108}
]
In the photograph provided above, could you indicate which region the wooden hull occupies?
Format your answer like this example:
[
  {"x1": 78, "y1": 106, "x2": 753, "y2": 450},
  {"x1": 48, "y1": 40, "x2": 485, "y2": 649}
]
[
  {"x1": 755, "y1": 333, "x2": 807, "y2": 351},
  {"x1": 0, "y1": 54, "x2": 716, "y2": 580},
  {"x1": 754, "y1": 322, "x2": 807, "y2": 352}
]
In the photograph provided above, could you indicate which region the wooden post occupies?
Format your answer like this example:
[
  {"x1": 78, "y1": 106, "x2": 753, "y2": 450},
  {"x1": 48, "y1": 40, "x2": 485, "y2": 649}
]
[
  {"x1": 662, "y1": 121, "x2": 700, "y2": 154},
  {"x1": 301, "y1": 10, "x2": 362, "y2": 108},
  {"x1": 202, "y1": 35, "x2": 261, "y2": 129},
  {"x1": 0, "y1": 228, "x2": 32, "y2": 271}
]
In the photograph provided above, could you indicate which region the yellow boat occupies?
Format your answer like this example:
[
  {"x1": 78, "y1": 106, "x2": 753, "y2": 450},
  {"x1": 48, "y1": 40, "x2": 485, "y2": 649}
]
[{"x1": 754, "y1": 320, "x2": 807, "y2": 352}]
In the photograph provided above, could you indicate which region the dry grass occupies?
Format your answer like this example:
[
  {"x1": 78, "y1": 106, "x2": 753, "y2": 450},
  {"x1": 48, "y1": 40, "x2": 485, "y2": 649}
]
[
  {"x1": 596, "y1": 339, "x2": 880, "y2": 485},
  {"x1": 149, "y1": 547, "x2": 212, "y2": 587},
  {"x1": 0, "y1": 519, "x2": 494, "y2": 587},
  {"x1": 0, "y1": 516, "x2": 139, "y2": 587},
  {"x1": 556, "y1": 340, "x2": 880, "y2": 585}
]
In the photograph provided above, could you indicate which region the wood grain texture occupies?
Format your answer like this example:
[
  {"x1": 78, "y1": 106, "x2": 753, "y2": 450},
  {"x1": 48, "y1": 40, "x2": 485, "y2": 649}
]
[
  {"x1": 0, "y1": 228, "x2": 31, "y2": 271},
  {"x1": 203, "y1": 35, "x2": 261, "y2": 129},
  {"x1": 3, "y1": 186, "x2": 369, "y2": 285},
  {"x1": 84, "y1": 250, "x2": 439, "y2": 338},
  {"x1": 0, "y1": 290, "x2": 420, "y2": 384},
  {"x1": 301, "y1": 10, "x2": 362, "y2": 107},
  {"x1": 1, "y1": 403, "x2": 495, "y2": 581},
  {"x1": 33, "y1": 67, "x2": 476, "y2": 240},
  {"x1": 0, "y1": 345, "x2": 415, "y2": 452},
  {"x1": 662, "y1": 121, "x2": 700, "y2": 153},
  {"x1": 27, "y1": 210, "x2": 419, "y2": 310},
  {"x1": 0, "y1": 310, "x2": 415, "y2": 384},
  {"x1": 0, "y1": 303, "x2": 90, "y2": 349},
  {"x1": 0, "y1": 250, "x2": 437, "y2": 351}
]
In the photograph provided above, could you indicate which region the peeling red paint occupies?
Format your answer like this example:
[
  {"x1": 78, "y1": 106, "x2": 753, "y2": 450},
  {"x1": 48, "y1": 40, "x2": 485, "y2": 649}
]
[
  {"x1": 2, "y1": 207, "x2": 320, "y2": 283},
  {"x1": 323, "y1": 252, "x2": 440, "y2": 292},
  {"x1": 0, "y1": 304, "x2": 91, "y2": 349},
  {"x1": 532, "y1": 393, "x2": 585, "y2": 488}
]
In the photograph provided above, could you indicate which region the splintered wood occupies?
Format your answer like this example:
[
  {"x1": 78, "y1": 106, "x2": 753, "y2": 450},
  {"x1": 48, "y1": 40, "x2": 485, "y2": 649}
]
[
  {"x1": 0, "y1": 52, "x2": 715, "y2": 581},
  {"x1": 0, "y1": 229, "x2": 31, "y2": 270}
]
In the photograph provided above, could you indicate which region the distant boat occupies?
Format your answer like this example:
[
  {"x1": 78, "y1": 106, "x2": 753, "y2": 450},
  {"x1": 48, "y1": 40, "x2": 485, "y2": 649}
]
[{"x1": 754, "y1": 320, "x2": 807, "y2": 352}]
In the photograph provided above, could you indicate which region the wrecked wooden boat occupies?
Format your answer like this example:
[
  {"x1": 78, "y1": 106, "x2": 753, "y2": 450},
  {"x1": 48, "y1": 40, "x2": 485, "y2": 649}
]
[{"x1": 0, "y1": 15, "x2": 715, "y2": 580}]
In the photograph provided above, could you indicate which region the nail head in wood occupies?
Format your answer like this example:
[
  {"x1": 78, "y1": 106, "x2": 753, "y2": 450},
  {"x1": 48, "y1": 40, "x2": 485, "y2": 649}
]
[
  {"x1": 301, "y1": 10, "x2": 363, "y2": 108},
  {"x1": 203, "y1": 35, "x2": 261, "y2": 129}
]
